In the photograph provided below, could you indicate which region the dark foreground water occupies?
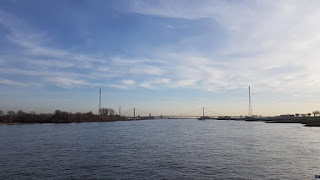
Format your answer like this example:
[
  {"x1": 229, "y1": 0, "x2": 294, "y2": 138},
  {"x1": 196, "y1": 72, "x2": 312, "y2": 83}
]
[{"x1": 0, "y1": 119, "x2": 320, "y2": 180}]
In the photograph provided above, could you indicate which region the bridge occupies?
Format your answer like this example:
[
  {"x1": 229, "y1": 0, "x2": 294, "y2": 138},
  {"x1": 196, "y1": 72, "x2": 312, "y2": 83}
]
[{"x1": 120, "y1": 107, "x2": 241, "y2": 120}]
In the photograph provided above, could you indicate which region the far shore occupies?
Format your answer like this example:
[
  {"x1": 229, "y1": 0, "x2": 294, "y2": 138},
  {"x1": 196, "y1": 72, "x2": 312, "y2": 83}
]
[{"x1": 2, "y1": 115, "x2": 320, "y2": 127}]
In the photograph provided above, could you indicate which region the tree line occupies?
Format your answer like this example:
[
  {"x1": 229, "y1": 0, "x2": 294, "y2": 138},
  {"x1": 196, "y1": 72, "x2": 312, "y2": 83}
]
[{"x1": 0, "y1": 108, "x2": 126, "y2": 124}]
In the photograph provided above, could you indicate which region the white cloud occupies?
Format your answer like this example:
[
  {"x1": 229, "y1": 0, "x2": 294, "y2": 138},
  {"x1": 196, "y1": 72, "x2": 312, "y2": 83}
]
[
  {"x1": 108, "y1": 84, "x2": 130, "y2": 89},
  {"x1": 139, "y1": 82, "x2": 153, "y2": 89},
  {"x1": 122, "y1": 80, "x2": 135, "y2": 85},
  {"x1": 45, "y1": 77, "x2": 87, "y2": 88},
  {"x1": 138, "y1": 78, "x2": 170, "y2": 89},
  {"x1": 173, "y1": 79, "x2": 197, "y2": 88},
  {"x1": 129, "y1": 0, "x2": 216, "y2": 20},
  {"x1": 132, "y1": 65, "x2": 165, "y2": 75},
  {"x1": 0, "y1": 79, "x2": 27, "y2": 86},
  {"x1": 106, "y1": 79, "x2": 136, "y2": 89},
  {"x1": 27, "y1": 59, "x2": 74, "y2": 68},
  {"x1": 154, "y1": 78, "x2": 170, "y2": 84}
]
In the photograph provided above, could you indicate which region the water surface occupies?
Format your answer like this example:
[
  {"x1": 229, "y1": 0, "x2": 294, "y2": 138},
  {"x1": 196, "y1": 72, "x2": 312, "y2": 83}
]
[{"x1": 0, "y1": 119, "x2": 320, "y2": 179}]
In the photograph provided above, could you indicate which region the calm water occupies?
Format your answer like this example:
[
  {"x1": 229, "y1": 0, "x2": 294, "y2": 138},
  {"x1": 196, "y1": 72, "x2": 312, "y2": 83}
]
[{"x1": 0, "y1": 119, "x2": 320, "y2": 179}]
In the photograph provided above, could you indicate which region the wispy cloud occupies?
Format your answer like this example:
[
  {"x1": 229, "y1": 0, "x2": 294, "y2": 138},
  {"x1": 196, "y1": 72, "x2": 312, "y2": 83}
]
[
  {"x1": 44, "y1": 77, "x2": 87, "y2": 88},
  {"x1": 27, "y1": 59, "x2": 75, "y2": 68},
  {"x1": 139, "y1": 78, "x2": 170, "y2": 89},
  {"x1": 129, "y1": 65, "x2": 166, "y2": 75},
  {"x1": 0, "y1": 79, "x2": 27, "y2": 87},
  {"x1": 122, "y1": 80, "x2": 135, "y2": 86},
  {"x1": 104, "y1": 79, "x2": 136, "y2": 89},
  {"x1": 173, "y1": 79, "x2": 197, "y2": 88}
]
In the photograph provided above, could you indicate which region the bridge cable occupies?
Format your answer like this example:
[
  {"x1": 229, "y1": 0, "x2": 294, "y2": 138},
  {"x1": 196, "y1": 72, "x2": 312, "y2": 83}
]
[
  {"x1": 173, "y1": 107, "x2": 203, "y2": 117},
  {"x1": 121, "y1": 108, "x2": 134, "y2": 116},
  {"x1": 135, "y1": 108, "x2": 162, "y2": 116},
  {"x1": 204, "y1": 107, "x2": 224, "y2": 116}
]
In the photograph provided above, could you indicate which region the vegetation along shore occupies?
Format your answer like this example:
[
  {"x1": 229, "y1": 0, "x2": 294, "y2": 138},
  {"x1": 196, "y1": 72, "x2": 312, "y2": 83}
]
[
  {"x1": 0, "y1": 109, "x2": 126, "y2": 124},
  {"x1": 1, "y1": 108, "x2": 320, "y2": 127}
]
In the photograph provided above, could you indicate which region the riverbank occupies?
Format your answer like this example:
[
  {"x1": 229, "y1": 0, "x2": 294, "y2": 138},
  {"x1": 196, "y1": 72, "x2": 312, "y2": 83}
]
[
  {"x1": 0, "y1": 109, "x2": 130, "y2": 124},
  {"x1": 0, "y1": 119, "x2": 135, "y2": 125},
  {"x1": 214, "y1": 116, "x2": 320, "y2": 127},
  {"x1": 247, "y1": 117, "x2": 320, "y2": 127}
]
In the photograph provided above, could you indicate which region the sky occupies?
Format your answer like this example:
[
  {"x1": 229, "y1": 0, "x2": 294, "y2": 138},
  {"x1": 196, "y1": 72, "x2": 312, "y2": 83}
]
[{"x1": 1, "y1": 0, "x2": 320, "y2": 116}]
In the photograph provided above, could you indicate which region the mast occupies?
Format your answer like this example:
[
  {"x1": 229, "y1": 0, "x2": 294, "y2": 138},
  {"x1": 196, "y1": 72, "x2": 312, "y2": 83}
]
[
  {"x1": 203, "y1": 107, "x2": 204, "y2": 117},
  {"x1": 134, "y1": 108, "x2": 136, "y2": 119},
  {"x1": 99, "y1": 88, "x2": 101, "y2": 114},
  {"x1": 249, "y1": 86, "x2": 252, "y2": 117}
]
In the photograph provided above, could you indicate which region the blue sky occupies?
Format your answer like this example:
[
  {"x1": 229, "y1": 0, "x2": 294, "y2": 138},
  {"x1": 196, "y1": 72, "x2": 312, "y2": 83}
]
[{"x1": 1, "y1": 0, "x2": 320, "y2": 116}]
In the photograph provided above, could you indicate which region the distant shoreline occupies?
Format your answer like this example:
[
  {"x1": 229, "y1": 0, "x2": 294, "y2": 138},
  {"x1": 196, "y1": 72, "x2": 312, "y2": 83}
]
[
  {"x1": 1, "y1": 116, "x2": 320, "y2": 127},
  {"x1": 0, "y1": 119, "x2": 129, "y2": 125}
]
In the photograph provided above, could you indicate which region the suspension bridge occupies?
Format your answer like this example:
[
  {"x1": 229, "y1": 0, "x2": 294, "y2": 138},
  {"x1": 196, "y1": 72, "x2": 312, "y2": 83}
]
[
  {"x1": 120, "y1": 107, "x2": 240, "y2": 120},
  {"x1": 99, "y1": 86, "x2": 254, "y2": 120}
]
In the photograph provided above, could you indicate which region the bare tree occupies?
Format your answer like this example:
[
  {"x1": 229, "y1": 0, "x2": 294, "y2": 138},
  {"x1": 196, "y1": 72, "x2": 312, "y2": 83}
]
[
  {"x1": 99, "y1": 108, "x2": 109, "y2": 115},
  {"x1": 17, "y1": 110, "x2": 25, "y2": 116},
  {"x1": 7, "y1": 111, "x2": 15, "y2": 116},
  {"x1": 99, "y1": 108, "x2": 115, "y2": 115},
  {"x1": 312, "y1": 110, "x2": 320, "y2": 117},
  {"x1": 109, "y1": 109, "x2": 115, "y2": 115}
]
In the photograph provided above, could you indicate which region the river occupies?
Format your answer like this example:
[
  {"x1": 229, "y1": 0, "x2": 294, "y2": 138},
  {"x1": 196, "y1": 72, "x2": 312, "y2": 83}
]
[{"x1": 0, "y1": 119, "x2": 319, "y2": 179}]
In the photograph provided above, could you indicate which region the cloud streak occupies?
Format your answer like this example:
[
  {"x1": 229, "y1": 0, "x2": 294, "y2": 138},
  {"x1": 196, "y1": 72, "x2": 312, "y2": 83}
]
[{"x1": 0, "y1": 79, "x2": 27, "y2": 87}]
